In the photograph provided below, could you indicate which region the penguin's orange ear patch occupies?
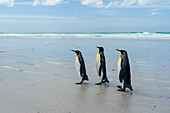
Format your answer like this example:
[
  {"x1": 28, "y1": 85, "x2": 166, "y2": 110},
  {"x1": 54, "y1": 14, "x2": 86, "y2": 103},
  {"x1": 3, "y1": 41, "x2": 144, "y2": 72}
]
[
  {"x1": 123, "y1": 52, "x2": 126, "y2": 55},
  {"x1": 79, "y1": 52, "x2": 80, "y2": 54}
]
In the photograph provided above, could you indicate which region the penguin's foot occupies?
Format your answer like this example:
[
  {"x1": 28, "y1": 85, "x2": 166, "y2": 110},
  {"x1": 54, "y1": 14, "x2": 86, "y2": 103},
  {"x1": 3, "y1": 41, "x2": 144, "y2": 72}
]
[
  {"x1": 95, "y1": 82, "x2": 102, "y2": 85},
  {"x1": 117, "y1": 89, "x2": 125, "y2": 92},
  {"x1": 117, "y1": 86, "x2": 122, "y2": 89},
  {"x1": 129, "y1": 87, "x2": 133, "y2": 91},
  {"x1": 105, "y1": 80, "x2": 109, "y2": 83},
  {"x1": 83, "y1": 75, "x2": 89, "y2": 81},
  {"x1": 102, "y1": 81, "x2": 109, "y2": 84},
  {"x1": 85, "y1": 79, "x2": 89, "y2": 81},
  {"x1": 75, "y1": 82, "x2": 83, "y2": 85}
]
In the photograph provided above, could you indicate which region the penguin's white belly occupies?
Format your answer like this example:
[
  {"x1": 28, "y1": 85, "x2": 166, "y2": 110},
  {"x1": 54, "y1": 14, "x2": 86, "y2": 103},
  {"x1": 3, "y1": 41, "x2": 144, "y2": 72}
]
[
  {"x1": 118, "y1": 55, "x2": 123, "y2": 87},
  {"x1": 96, "y1": 52, "x2": 103, "y2": 80},
  {"x1": 75, "y1": 56, "x2": 81, "y2": 79},
  {"x1": 96, "y1": 52, "x2": 101, "y2": 76},
  {"x1": 117, "y1": 55, "x2": 122, "y2": 77}
]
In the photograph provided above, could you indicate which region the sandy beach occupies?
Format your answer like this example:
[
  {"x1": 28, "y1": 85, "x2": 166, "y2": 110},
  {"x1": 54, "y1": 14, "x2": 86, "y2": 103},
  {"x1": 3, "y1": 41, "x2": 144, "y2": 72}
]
[{"x1": 0, "y1": 37, "x2": 170, "y2": 113}]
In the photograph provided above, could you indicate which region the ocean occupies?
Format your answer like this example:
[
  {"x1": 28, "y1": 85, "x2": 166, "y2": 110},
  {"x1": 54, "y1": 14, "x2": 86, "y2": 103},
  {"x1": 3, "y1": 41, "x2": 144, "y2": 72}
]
[{"x1": 0, "y1": 32, "x2": 170, "y2": 40}]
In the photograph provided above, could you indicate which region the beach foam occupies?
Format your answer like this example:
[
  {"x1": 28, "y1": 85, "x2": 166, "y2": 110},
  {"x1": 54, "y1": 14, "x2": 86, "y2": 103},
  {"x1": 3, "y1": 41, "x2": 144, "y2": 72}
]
[{"x1": 0, "y1": 32, "x2": 170, "y2": 40}]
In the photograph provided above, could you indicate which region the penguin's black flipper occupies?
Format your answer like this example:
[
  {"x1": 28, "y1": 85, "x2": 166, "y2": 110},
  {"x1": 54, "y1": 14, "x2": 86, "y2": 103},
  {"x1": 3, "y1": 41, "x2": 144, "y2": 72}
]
[
  {"x1": 119, "y1": 69, "x2": 125, "y2": 83},
  {"x1": 117, "y1": 85, "x2": 122, "y2": 89}
]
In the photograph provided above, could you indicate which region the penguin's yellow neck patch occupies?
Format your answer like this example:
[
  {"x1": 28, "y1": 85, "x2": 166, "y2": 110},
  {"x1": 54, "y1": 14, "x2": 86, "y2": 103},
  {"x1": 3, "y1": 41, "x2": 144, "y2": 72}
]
[
  {"x1": 119, "y1": 55, "x2": 122, "y2": 63},
  {"x1": 97, "y1": 52, "x2": 100, "y2": 58},
  {"x1": 97, "y1": 52, "x2": 101, "y2": 61},
  {"x1": 117, "y1": 55, "x2": 122, "y2": 74},
  {"x1": 98, "y1": 52, "x2": 100, "y2": 55},
  {"x1": 76, "y1": 55, "x2": 79, "y2": 60}
]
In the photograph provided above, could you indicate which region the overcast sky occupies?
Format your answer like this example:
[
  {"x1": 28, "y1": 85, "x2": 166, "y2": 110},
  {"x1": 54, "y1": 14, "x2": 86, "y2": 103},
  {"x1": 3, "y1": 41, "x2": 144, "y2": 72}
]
[{"x1": 0, "y1": 0, "x2": 170, "y2": 32}]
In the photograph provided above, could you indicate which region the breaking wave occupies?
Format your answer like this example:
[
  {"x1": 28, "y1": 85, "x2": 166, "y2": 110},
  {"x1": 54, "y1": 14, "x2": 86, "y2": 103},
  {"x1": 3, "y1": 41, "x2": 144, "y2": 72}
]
[{"x1": 0, "y1": 32, "x2": 170, "y2": 40}]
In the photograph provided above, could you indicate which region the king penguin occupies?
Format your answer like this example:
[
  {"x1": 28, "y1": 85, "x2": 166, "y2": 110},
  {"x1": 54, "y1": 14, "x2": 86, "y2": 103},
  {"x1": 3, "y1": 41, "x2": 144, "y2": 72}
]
[
  {"x1": 95, "y1": 46, "x2": 109, "y2": 85},
  {"x1": 116, "y1": 49, "x2": 133, "y2": 91},
  {"x1": 72, "y1": 50, "x2": 89, "y2": 85}
]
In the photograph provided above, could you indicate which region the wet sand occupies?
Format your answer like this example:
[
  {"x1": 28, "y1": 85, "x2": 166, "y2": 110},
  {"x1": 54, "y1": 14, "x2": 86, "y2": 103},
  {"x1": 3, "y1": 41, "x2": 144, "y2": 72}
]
[{"x1": 0, "y1": 38, "x2": 170, "y2": 113}]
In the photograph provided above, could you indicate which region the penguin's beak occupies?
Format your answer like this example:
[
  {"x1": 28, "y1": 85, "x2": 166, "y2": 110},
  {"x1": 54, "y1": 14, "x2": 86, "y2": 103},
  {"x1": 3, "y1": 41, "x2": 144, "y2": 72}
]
[
  {"x1": 97, "y1": 46, "x2": 102, "y2": 49},
  {"x1": 116, "y1": 49, "x2": 121, "y2": 52},
  {"x1": 71, "y1": 50, "x2": 75, "y2": 52}
]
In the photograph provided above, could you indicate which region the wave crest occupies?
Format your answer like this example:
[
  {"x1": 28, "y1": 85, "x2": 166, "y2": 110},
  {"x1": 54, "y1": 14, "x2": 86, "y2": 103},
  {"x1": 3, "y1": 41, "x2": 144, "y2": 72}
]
[{"x1": 0, "y1": 32, "x2": 170, "y2": 40}]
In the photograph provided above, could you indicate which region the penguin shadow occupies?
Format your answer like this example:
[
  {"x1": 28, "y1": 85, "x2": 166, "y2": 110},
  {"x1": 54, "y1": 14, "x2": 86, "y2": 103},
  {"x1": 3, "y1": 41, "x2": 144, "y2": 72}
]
[
  {"x1": 79, "y1": 82, "x2": 91, "y2": 86},
  {"x1": 95, "y1": 83, "x2": 110, "y2": 104},
  {"x1": 116, "y1": 92, "x2": 133, "y2": 108},
  {"x1": 76, "y1": 82, "x2": 91, "y2": 102},
  {"x1": 79, "y1": 83, "x2": 90, "y2": 89},
  {"x1": 123, "y1": 90, "x2": 133, "y2": 95}
]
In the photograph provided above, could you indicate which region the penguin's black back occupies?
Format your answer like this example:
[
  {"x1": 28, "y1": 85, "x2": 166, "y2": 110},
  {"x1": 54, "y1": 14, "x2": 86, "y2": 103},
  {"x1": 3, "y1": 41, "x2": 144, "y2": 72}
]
[
  {"x1": 99, "y1": 51, "x2": 108, "y2": 82},
  {"x1": 120, "y1": 54, "x2": 132, "y2": 87},
  {"x1": 78, "y1": 53, "x2": 88, "y2": 80}
]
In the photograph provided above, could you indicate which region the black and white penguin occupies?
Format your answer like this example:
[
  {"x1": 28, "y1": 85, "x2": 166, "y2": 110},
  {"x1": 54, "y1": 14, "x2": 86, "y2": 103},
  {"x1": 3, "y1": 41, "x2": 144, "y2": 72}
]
[
  {"x1": 72, "y1": 50, "x2": 89, "y2": 85},
  {"x1": 95, "y1": 46, "x2": 109, "y2": 85},
  {"x1": 116, "y1": 49, "x2": 133, "y2": 91}
]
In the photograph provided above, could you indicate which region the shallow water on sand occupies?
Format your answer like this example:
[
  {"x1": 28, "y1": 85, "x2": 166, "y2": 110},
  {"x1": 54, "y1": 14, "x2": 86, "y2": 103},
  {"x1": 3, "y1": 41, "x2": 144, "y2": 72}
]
[{"x1": 0, "y1": 38, "x2": 170, "y2": 113}]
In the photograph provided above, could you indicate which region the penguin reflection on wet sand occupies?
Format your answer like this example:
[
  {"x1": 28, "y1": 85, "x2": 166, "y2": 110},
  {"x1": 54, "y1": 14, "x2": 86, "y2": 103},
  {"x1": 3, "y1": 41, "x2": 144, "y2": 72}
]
[
  {"x1": 95, "y1": 46, "x2": 109, "y2": 85},
  {"x1": 116, "y1": 49, "x2": 133, "y2": 91},
  {"x1": 72, "y1": 50, "x2": 89, "y2": 85}
]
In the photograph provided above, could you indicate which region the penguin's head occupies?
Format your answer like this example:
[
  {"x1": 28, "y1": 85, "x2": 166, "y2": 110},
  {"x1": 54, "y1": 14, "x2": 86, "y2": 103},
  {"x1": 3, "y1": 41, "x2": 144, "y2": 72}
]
[
  {"x1": 97, "y1": 46, "x2": 104, "y2": 52},
  {"x1": 116, "y1": 49, "x2": 127, "y2": 55},
  {"x1": 71, "y1": 50, "x2": 81, "y2": 55}
]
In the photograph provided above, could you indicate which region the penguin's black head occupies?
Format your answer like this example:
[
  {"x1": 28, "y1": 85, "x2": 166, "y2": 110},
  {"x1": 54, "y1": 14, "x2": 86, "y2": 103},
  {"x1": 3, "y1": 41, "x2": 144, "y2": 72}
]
[
  {"x1": 71, "y1": 50, "x2": 81, "y2": 55},
  {"x1": 97, "y1": 46, "x2": 104, "y2": 52},
  {"x1": 116, "y1": 49, "x2": 127, "y2": 55}
]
